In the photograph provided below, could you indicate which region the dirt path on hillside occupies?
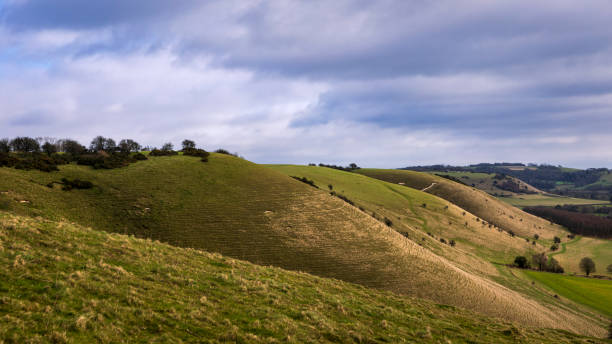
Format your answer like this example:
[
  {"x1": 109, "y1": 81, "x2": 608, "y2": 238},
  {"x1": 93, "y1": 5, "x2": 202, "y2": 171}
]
[{"x1": 421, "y1": 182, "x2": 437, "y2": 192}]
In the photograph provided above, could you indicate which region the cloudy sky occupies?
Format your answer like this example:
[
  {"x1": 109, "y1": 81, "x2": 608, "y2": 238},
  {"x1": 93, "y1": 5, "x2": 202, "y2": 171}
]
[{"x1": 1, "y1": 1, "x2": 612, "y2": 168}]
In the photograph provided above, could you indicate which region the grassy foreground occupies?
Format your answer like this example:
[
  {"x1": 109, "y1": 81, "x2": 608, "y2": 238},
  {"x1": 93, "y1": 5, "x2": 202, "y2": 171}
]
[
  {"x1": 522, "y1": 270, "x2": 612, "y2": 318},
  {"x1": 0, "y1": 212, "x2": 606, "y2": 344}
]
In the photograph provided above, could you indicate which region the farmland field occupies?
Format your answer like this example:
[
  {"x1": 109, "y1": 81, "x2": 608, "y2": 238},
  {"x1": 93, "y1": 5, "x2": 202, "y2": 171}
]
[
  {"x1": 522, "y1": 270, "x2": 612, "y2": 318},
  {"x1": 498, "y1": 194, "x2": 607, "y2": 208},
  {"x1": 552, "y1": 236, "x2": 612, "y2": 277}
]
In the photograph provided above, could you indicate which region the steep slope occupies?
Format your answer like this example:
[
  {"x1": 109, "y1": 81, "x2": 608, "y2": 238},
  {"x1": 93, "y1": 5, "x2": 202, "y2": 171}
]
[
  {"x1": 356, "y1": 168, "x2": 567, "y2": 240},
  {"x1": 0, "y1": 157, "x2": 605, "y2": 336},
  {"x1": 2, "y1": 212, "x2": 605, "y2": 343}
]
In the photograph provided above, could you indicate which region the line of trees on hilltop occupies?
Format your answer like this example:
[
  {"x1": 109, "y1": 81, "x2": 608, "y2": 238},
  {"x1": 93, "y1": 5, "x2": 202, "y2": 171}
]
[
  {"x1": 0, "y1": 136, "x2": 220, "y2": 172},
  {"x1": 309, "y1": 163, "x2": 360, "y2": 172},
  {"x1": 524, "y1": 206, "x2": 612, "y2": 239}
]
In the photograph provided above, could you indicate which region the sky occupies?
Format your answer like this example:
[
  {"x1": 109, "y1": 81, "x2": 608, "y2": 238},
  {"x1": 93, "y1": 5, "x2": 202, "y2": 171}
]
[{"x1": 1, "y1": 1, "x2": 612, "y2": 168}]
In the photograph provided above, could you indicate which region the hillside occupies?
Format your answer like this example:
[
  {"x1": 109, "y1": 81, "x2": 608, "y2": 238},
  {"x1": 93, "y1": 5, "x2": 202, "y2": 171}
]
[
  {"x1": 0, "y1": 156, "x2": 607, "y2": 337},
  {"x1": 355, "y1": 168, "x2": 568, "y2": 240},
  {"x1": 2, "y1": 212, "x2": 606, "y2": 343}
]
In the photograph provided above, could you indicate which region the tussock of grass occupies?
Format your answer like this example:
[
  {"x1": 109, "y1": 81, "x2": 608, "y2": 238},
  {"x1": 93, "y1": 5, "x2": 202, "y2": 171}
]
[{"x1": 0, "y1": 212, "x2": 606, "y2": 343}]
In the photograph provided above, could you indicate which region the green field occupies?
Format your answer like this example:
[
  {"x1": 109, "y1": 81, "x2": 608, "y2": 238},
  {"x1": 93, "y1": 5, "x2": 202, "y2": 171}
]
[
  {"x1": 553, "y1": 236, "x2": 612, "y2": 277},
  {"x1": 2, "y1": 212, "x2": 605, "y2": 343},
  {"x1": 498, "y1": 194, "x2": 608, "y2": 207},
  {"x1": 522, "y1": 270, "x2": 612, "y2": 318}
]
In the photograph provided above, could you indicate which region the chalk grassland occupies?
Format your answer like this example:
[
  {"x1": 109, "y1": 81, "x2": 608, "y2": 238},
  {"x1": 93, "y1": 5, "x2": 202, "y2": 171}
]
[
  {"x1": 521, "y1": 270, "x2": 612, "y2": 318},
  {"x1": 2, "y1": 213, "x2": 606, "y2": 344},
  {"x1": 552, "y1": 236, "x2": 612, "y2": 277},
  {"x1": 267, "y1": 165, "x2": 543, "y2": 273},
  {"x1": 355, "y1": 168, "x2": 568, "y2": 240},
  {"x1": 266, "y1": 165, "x2": 609, "y2": 335},
  {"x1": 0, "y1": 157, "x2": 606, "y2": 336},
  {"x1": 498, "y1": 194, "x2": 607, "y2": 208}
]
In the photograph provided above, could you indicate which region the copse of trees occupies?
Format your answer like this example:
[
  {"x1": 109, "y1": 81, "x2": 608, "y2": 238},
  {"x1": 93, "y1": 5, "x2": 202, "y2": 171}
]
[
  {"x1": 9, "y1": 137, "x2": 40, "y2": 152},
  {"x1": 318, "y1": 163, "x2": 360, "y2": 172},
  {"x1": 524, "y1": 206, "x2": 612, "y2": 238},
  {"x1": 118, "y1": 139, "x2": 141, "y2": 153},
  {"x1": 524, "y1": 253, "x2": 563, "y2": 273}
]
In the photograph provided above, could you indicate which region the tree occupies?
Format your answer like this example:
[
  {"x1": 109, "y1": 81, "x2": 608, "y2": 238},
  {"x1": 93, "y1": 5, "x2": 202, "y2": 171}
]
[
  {"x1": 579, "y1": 257, "x2": 596, "y2": 276},
  {"x1": 0, "y1": 138, "x2": 9, "y2": 153},
  {"x1": 532, "y1": 253, "x2": 547, "y2": 271},
  {"x1": 553, "y1": 236, "x2": 561, "y2": 243},
  {"x1": 103, "y1": 138, "x2": 116, "y2": 151},
  {"x1": 607, "y1": 264, "x2": 612, "y2": 273},
  {"x1": 9, "y1": 137, "x2": 40, "y2": 152},
  {"x1": 42, "y1": 142, "x2": 57, "y2": 156},
  {"x1": 60, "y1": 139, "x2": 86, "y2": 156},
  {"x1": 514, "y1": 256, "x2": 529, "y2": 269},
  {"x1": 161, "y1": 142, "x2": 174, "y2": 151},
  {"x1": 118, "y1": 139, "x2": 141, "y2": 153},
  {"x1": 533, "y1": 234, "x2": 539, "y2": 240},
  {"x1": 182, "y1": 139, "x2": 196, "y2": 150},
  {"x1": 547, "y1": 257, "x2": 564, "y2": 273},
  {"x1": 90, "y1": 136, "x2": 107, "y2": 152},
  {"x1": 349, "y1": 163, "x2": 359, "y2": 169}
]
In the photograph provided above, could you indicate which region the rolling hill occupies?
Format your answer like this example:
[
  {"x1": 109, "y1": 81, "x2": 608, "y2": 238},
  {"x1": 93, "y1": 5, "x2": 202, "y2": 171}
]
[
  {"x1": 1, "y1": 212, "x2": 605, "y2": 343},
  {"x1": 0, "y1": 156, "x2": 608, "y2": 337},
  {"x1": 355, "y1": 168, "x2": 568, "y2": 240}
]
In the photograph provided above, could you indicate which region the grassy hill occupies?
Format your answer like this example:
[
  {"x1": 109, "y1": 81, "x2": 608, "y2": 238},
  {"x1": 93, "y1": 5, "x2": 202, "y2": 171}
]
[
  {"x1": 2, "y1": 212, "x2": 607, "y2": 343},
  {"x1": 0, "y1": 157, "x2": 608, "y2": 337},
  {"x1": 355, "y1": 168, "x2": 568, "y2": 240}
]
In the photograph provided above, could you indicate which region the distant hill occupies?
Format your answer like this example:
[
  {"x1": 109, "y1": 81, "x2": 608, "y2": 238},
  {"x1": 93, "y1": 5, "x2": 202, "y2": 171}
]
[
  {"x1": 401, "y1": 163, "x2": 612, "y2": 201},
  {"x1": 2, "y1": 212, "x2": 606, "y2": 343}
]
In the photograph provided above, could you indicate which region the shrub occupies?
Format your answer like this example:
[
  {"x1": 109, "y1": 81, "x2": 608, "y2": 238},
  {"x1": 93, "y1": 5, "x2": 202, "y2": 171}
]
[
  {"x1": 508, "y1": 230, "x2": 515, "y2": 237},
  {"x1": 183, "y1": 148, "x2": 210, "y2": 162},
  {"x1": 149, "y1": 149, "x2": 178, "y2": 157},
  {"x1": 328, "y1": 184, "x2": 333, "y2": 190},
  {"x1": 550, "y1": 243, "x2": 559, "y2": 251},
  {"x1": 449, "y1": 239, "x2": 456, "y2": 247},
  {"x1": 553, "y1": 236, "x2": 561, "y2": 243},
  {"x1": 383, "y1": 217, "x2": 393, "y2": 227},
  {"x1": 534, "y1": 234, "x2": 540, "y2": 240},
  {"x1": 514, "y1": 256, "x2": 530, "y2": 269},
  {"x1": 291, "y1": 176, "x2": 317, "y2": 188},
  {"x1": 439, "y1": 238, "x2": 447, "y2": 244},
  {"x1": 133, "y1": 153, "x2": 148, "y2": 161},
  {"x1": 330, "y1": 192, "x2": 354, "y2": 206},
  {"x1": 60, "y1": 178, "x2": 93, "y2": 191},
  {"x1": 607, "y1": 264, "x2": 612, "y2": 273}
]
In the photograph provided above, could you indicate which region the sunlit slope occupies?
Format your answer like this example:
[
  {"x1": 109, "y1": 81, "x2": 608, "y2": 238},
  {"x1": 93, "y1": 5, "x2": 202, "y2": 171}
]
[
  {"x1": 267, "y1": 165, "x2": 542, "y2": 273},
  {"x1": 0, "y1": 157, "x2": 603, "y2": 336},
  {"x1": 356, "y1": 168, "x2": 567, "y2": 240},
  {"x1": 2, "y1": 213, "x2": 605, "y2": 343}
]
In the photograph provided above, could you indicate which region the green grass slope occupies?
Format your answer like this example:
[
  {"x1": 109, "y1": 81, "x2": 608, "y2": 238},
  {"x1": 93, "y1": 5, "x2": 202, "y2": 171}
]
[
  {"x1": 356, "y1": 168, "x2": 568, "y2": 240},
  {"x1": 522, "y1": 270, "x2": 612, "y2": 318},
  {"x1": 0, "y1": 157, "x2": 605, "y2": 336},
  {"x1": 2, "y1": 212, "x2": 607, "y2": 343}
]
